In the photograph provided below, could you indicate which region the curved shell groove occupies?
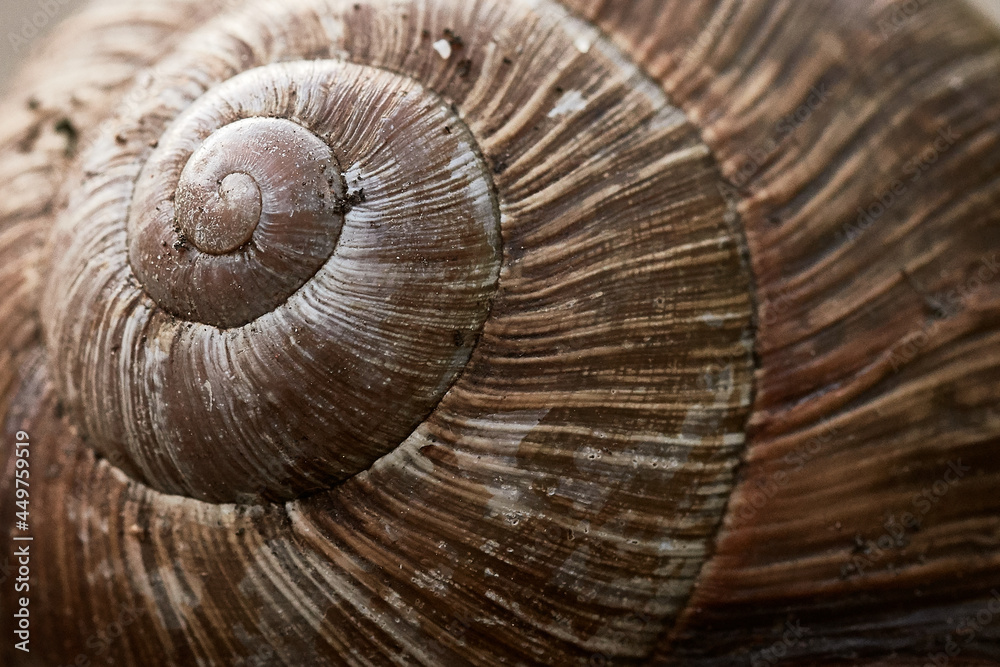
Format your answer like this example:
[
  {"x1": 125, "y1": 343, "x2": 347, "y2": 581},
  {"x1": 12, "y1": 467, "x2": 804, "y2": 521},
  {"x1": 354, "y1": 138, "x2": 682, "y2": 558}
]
[
  {"x1": 4, "y1": 0, "x2": 757, "y2": 663},
  {"x1": 44, "y1": 60, "x2": 505, "y2": 502},
  {"x1": 3, "y1": 0, "x2": 1000, "y2": 664}
]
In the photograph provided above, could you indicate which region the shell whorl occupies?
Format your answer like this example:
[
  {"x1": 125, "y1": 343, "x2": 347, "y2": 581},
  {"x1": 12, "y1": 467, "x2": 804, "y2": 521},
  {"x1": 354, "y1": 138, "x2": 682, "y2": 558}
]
[
  {"x1": 3, "y1": 0, "x2": 1000, "y2": 664},
  {"x1": 44, "y1": 58, "x2": 504, "y2": 502},
  {"x1": 19, "y1": 0, "x2": 754, "y2": 662}
]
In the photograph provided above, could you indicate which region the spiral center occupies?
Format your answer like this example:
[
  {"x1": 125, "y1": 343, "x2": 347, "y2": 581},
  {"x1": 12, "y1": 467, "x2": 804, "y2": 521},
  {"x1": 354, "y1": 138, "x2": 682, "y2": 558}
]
[
  {"x1": 188, "y1": 172, "x2": 263, "y2": 254},
  {"x1": 131, "y1": 115, "x2": 346, "y2": 328},
  {"x1": 109, "y1": 62, "x2": 501, "y2": 501}
]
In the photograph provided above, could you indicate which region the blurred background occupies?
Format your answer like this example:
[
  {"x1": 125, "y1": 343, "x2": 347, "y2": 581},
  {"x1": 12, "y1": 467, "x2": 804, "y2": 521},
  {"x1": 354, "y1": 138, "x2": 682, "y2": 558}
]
[
  {"x1": 0, "y1": 0, "x2": 998, "y2": 87},
  {"x1": 0, "y1": 0, "x2": 84, "y2": 85}
]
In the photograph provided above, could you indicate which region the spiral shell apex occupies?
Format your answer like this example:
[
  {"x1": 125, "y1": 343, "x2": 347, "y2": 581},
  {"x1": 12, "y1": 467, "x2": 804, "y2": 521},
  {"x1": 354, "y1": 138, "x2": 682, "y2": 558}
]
[
  {"x1": 5, "y1": 0, "x2": 1000, "y2": 664},
  {"x1": 44, "y1": 58, "x2": 506, "y2": 502},
  {"x1": 42, "y1": 0, "x2": 754, "y2": 512},
  {"x1": 24, "y1": 0, "x2": 754, "y2": 658}
]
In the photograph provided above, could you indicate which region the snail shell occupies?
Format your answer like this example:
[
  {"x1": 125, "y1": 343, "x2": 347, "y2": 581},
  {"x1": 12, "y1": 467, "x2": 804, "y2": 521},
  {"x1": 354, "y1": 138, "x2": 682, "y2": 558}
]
[
  {"x1": 45, "y1": 59, "x2": 505, "y2": 502},
  {"x1": 1, "y1": 0, "x2": 999, "y2": 664}
]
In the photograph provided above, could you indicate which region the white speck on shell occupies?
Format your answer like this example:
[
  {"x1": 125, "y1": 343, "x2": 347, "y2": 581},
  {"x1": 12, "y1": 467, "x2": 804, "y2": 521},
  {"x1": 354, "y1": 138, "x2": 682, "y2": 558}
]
[
  {"x1": 548, "y1": 89, "x2": 587, "y2": 118},
  {"x1": 433, "y1": 39, "x2": 452, "y2": 59}
]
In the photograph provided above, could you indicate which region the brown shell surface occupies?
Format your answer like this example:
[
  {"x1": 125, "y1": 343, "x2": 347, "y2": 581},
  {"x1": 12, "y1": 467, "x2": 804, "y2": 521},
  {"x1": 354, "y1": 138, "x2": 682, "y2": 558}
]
[
  {"x1": 1, "y1": 0, "x2": 753, "y2": 664},
  {"x1": 0, "y1": 0, "x2": 998, "y2": 665},
  {"x1": 559, "y1": 0, "x2": 1000, "y2": 664}
]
